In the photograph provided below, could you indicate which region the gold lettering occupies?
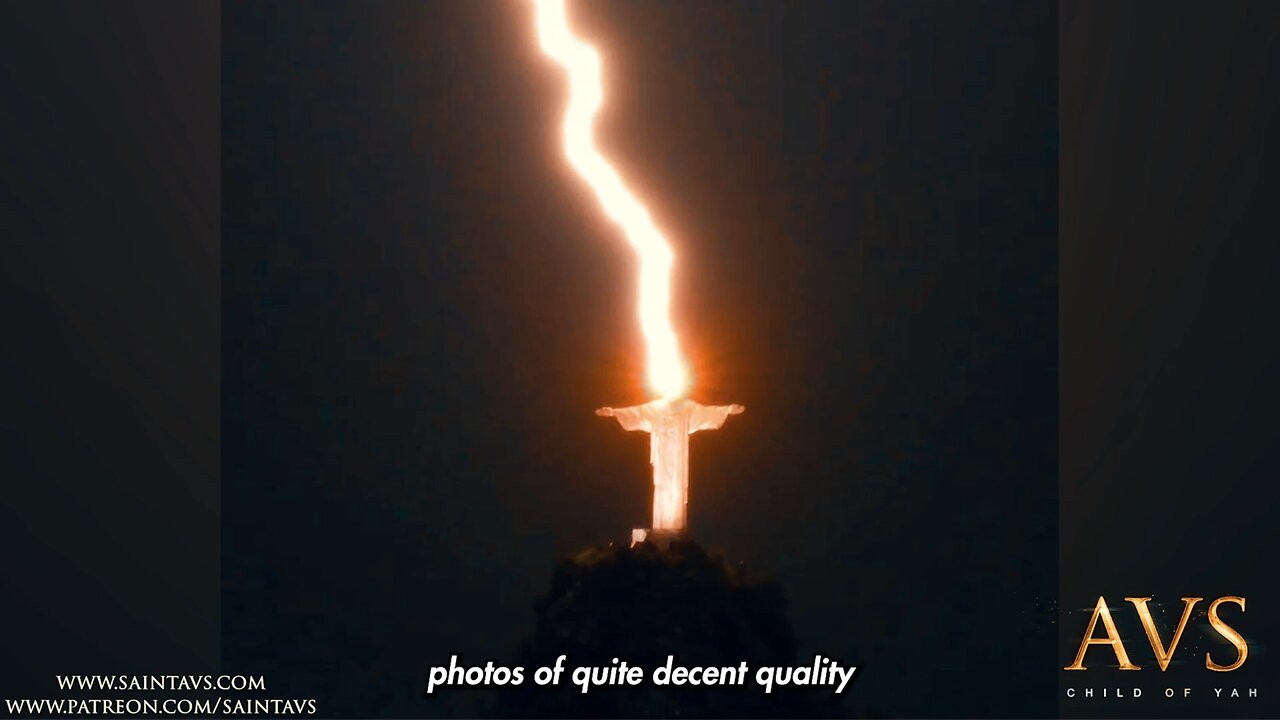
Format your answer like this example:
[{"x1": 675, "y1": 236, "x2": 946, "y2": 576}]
[
  {"x1": 1205, "y1": 596, "x2": 1248, "y2": 671},
  {"x1": 1064, "y1": 596, "x2": 1140, "y2": 670},
  {"x1": 1126, "y1": 596, "x2": 1201, "y2": 671}
]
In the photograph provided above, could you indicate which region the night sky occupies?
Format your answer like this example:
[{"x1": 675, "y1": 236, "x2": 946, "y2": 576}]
[{"x1": 222, "y1": 1, "x2": 1057, "y2": 716}]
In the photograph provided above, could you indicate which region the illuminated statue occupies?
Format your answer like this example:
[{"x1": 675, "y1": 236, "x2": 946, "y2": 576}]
[{"x1": 596, "y1": 399, "x2": 744, "y2": 538}]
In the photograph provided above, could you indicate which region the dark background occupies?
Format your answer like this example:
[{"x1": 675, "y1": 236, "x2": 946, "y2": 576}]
[
  {"x1": 0, "y1": 0, "x2": 221, "y2": 693},
  {"x1": 0, "y1": 1, "x2": 1275, "y2": 719},
  {"x1": 221, "y1": 0, "x2": 1054, "y2": 716},
  {"x1": 1059, "y1": 2, "x2": 1280, "y2": 717}
]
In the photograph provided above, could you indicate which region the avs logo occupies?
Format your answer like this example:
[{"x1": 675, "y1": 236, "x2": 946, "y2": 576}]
[{"x1": 1064, "y1": 595, "x2": 1247, "y2": 671}]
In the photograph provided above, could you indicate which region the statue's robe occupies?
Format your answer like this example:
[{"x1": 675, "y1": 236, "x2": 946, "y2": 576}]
[{"x1": 608, "y1": 399, "x2": 738, "y2": 532}]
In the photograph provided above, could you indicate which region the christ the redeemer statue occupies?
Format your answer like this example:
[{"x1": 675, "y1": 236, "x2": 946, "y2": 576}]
[{"x1": 596, "y1": 399, "x2": 744, "y2": 540}]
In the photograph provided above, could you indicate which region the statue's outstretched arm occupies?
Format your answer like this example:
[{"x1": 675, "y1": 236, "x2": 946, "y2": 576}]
[
  {"x1": 596, "y1": 405, "x2": 651, "y2": 432},
  {"x1": 688, "y1": 402, "x2": 745, "y2": 433}
]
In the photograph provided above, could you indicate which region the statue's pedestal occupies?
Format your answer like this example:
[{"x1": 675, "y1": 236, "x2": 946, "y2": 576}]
[{"x1": 631, "y1": 528, "x2": 685, "y2": 547}]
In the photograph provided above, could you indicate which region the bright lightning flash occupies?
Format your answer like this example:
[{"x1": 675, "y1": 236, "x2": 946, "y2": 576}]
[{"x1": 531, "y1": 0, "x2": 689, "y2": 401}]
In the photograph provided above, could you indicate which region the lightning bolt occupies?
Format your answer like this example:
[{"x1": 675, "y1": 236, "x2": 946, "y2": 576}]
[{"x1": 531, "y1": 0, "x2": 689, "y2": 400}]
